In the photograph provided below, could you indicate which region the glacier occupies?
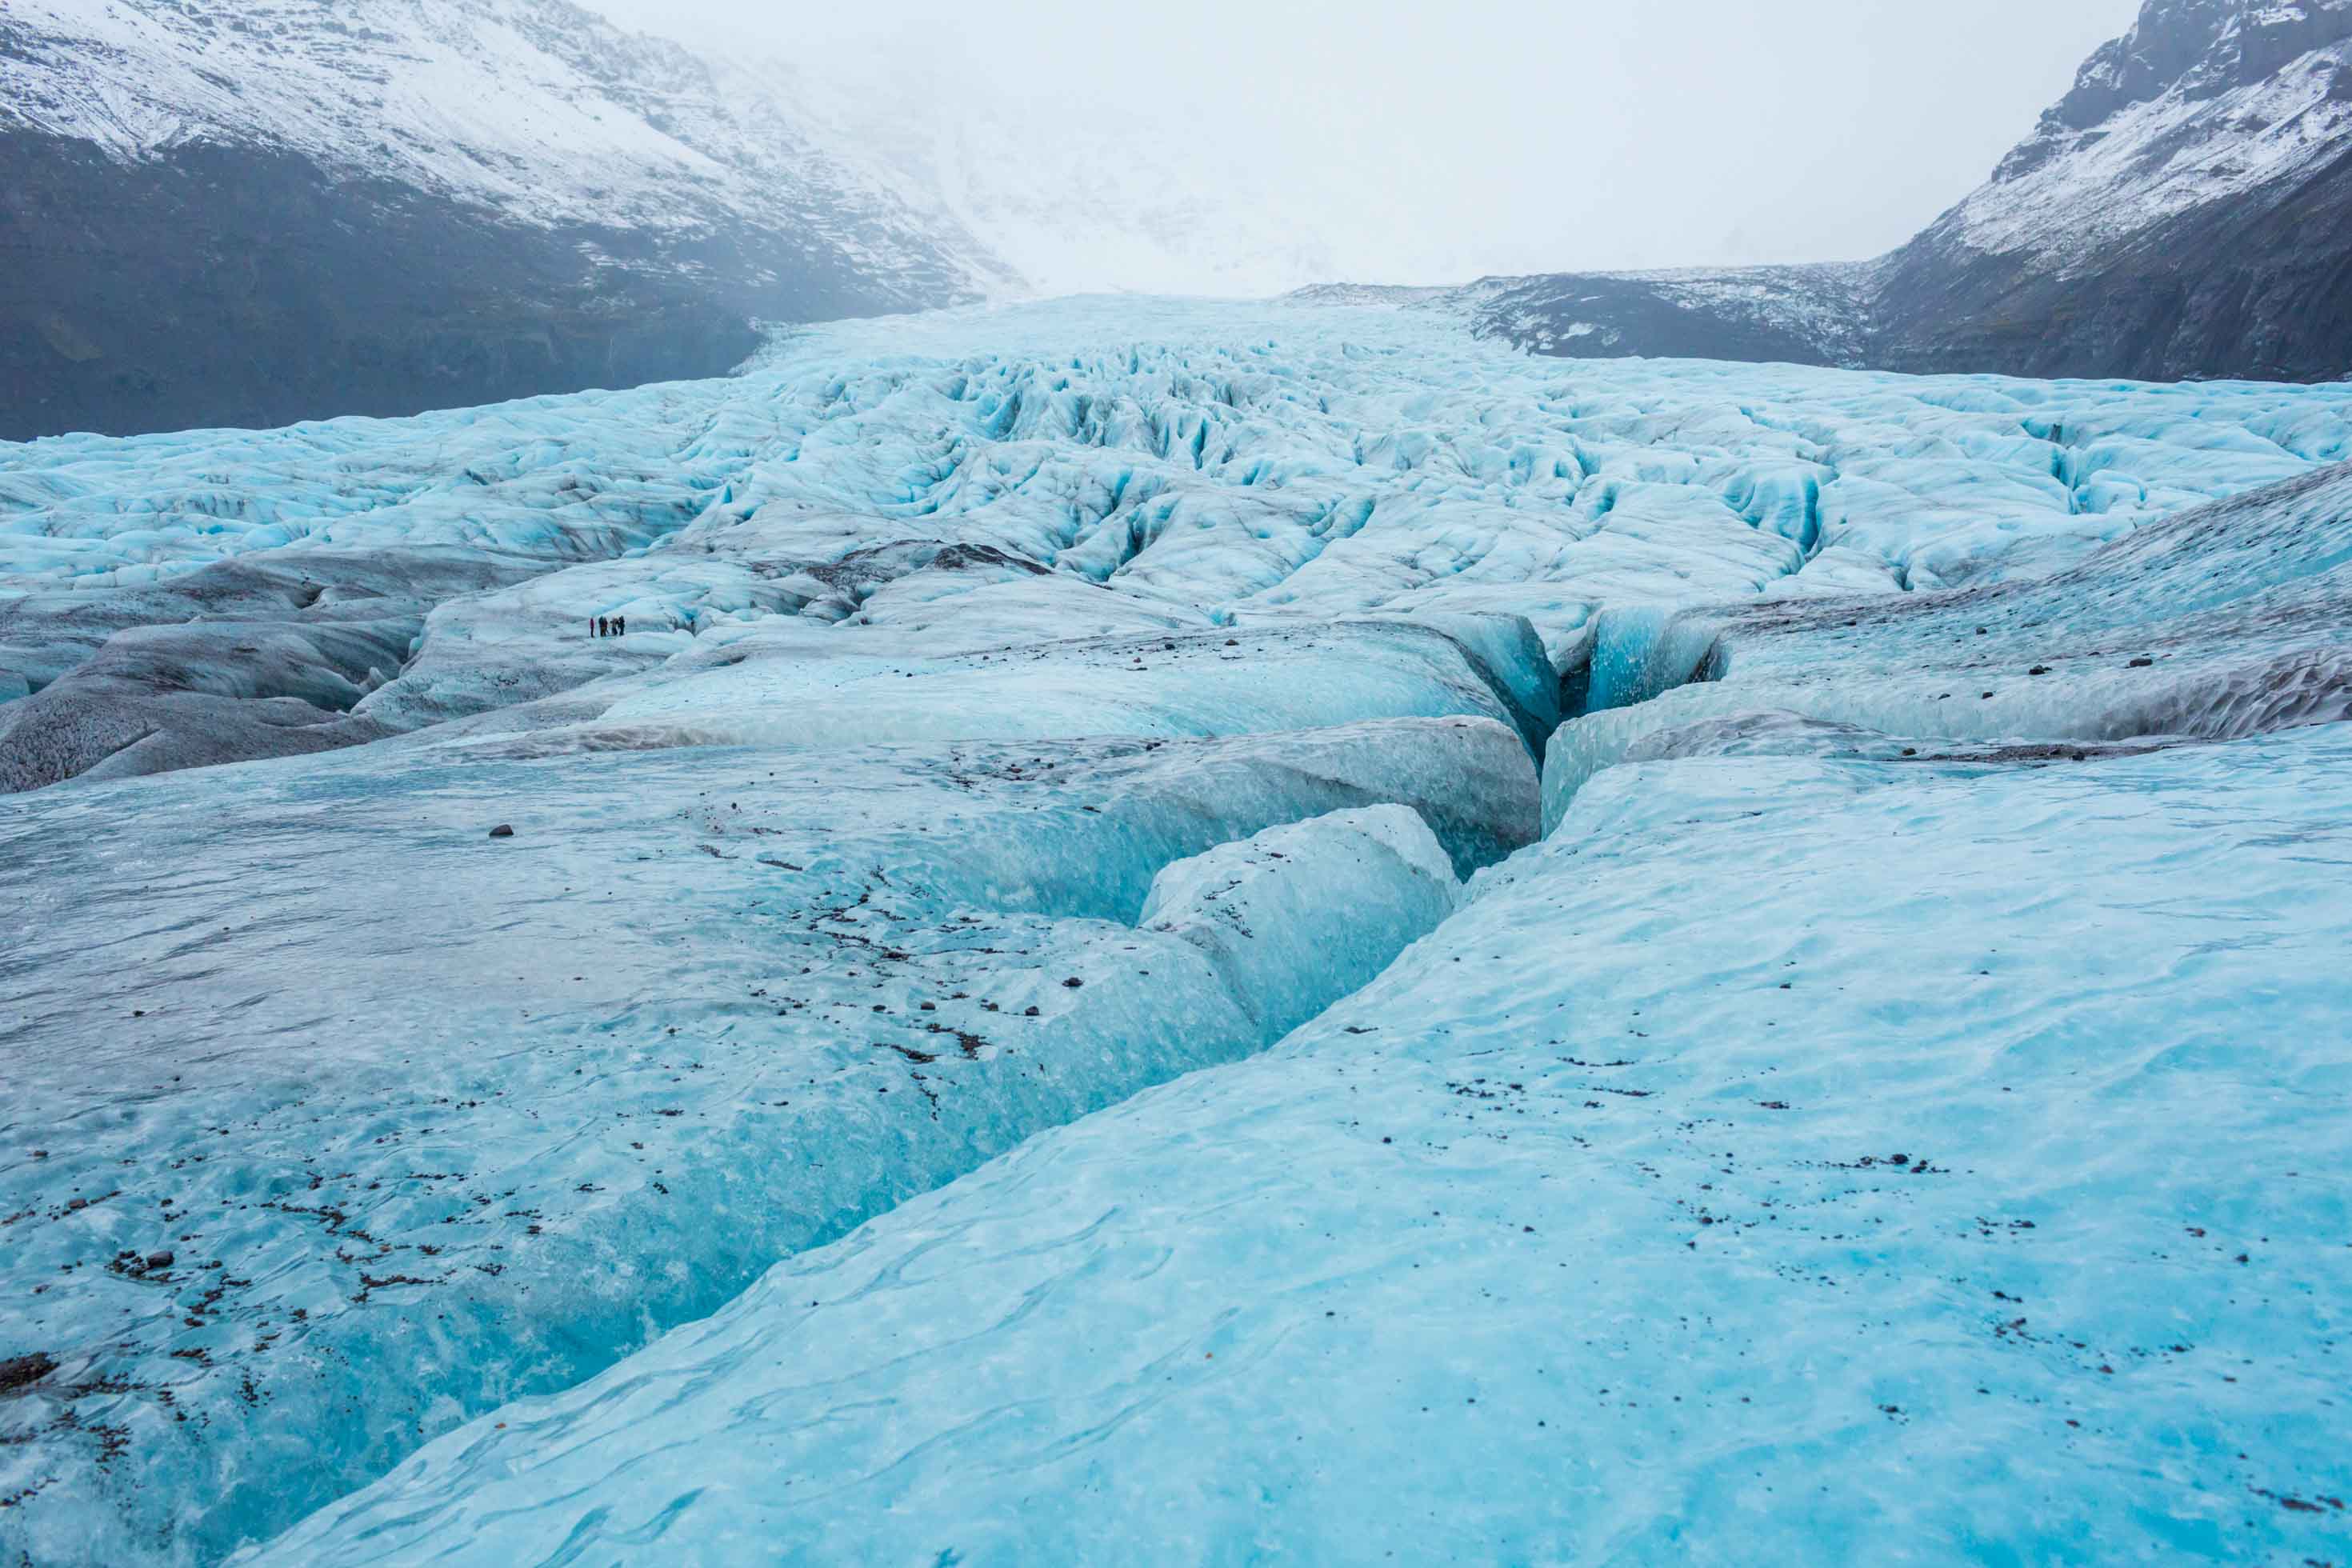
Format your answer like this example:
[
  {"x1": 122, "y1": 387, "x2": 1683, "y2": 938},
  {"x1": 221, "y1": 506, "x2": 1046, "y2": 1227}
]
[{"x1": 2, "y1": 298, "x2": 2349, "y2": 1565}]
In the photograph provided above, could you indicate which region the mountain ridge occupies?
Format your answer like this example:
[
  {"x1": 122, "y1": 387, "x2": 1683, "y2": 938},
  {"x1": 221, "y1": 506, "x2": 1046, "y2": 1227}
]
[
  {"x1": 0, "y1": 0, "x2": 1017, "y2": 439},
  {"x1": 1414, "y1": 0, "x2": 2352, "y2": 382}
]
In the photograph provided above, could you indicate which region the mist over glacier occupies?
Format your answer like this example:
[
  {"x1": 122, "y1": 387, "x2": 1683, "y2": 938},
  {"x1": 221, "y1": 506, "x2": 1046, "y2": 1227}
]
[
  {"x1": 2, "y1": 297, "x2": 2349, "y2": 1565},
  {"x1": 584, "y1": 0, "x2": 2140, "y2": 294}
]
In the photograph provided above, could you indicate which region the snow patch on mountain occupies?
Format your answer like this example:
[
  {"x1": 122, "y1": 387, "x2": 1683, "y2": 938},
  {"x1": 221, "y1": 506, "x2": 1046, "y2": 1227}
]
[
  {"x1": 0, "y1": 0, "x2": 1011, "y2": 299},
  {"x1": 1946, "y1": 6, "x2": 2352, "y2": 271}
]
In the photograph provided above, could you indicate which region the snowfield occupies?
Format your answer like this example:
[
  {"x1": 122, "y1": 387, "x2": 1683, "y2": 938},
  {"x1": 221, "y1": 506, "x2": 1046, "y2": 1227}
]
[{"x1": 2, "y1": 298, "x2": 2349, "y2": 1565}]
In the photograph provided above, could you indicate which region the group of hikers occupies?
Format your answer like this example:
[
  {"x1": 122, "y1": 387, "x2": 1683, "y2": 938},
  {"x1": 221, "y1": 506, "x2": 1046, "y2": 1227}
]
[{"x1": 588, "y1": 614, "x2": 628, "y2": 638}]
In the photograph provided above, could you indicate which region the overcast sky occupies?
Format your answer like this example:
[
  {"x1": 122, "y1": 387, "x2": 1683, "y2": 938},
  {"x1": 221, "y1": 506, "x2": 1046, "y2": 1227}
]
[{"x1": 591, "y1": 0, "x2": 2142, "y2": 285}]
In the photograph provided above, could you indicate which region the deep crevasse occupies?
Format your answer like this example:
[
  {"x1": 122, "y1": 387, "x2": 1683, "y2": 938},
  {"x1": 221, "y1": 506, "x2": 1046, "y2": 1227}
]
[{"x1": 257, "y1": 724, "x2": 2352, "y2": 1567}]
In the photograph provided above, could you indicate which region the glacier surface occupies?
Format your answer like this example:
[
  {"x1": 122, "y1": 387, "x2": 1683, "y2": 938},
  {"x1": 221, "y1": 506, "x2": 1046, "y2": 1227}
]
[
  {"x1": 260, "y1": 724, "x2": 2352, "y2": 1566},
  {"x1": 2, "y1": 298, "x2": 2348, "y2": 1565}
]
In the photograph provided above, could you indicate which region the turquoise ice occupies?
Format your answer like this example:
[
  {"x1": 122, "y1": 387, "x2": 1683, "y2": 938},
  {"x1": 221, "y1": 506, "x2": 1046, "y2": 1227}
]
[
  {"x1": 258, "y1": 722, "x2": 2352, "y2": 1566},
  {"x1": 9, "y1": 298, "x2": 2351, "y2": 790}
]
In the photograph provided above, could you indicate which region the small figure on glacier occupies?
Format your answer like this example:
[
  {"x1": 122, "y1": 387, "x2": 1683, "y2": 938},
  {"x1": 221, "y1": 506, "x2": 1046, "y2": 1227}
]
[
  {"x1": 596, "y1": 615, "x2": 610, "y2": 638},
  {"x1": 587, "y1": 616, "x2": 598, "y2": 638},
  {"x1": 614, "y1": 614, "x2": 626, "y2": 637}
]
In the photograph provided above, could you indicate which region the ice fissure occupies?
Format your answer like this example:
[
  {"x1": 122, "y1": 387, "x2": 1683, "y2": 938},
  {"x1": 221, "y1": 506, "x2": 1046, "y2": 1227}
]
[
  {"x1": 264, "y1": 716, "x2": 2352, "y2": 1568},
  {"x1": 0, "y1": 712, "x2": 1536, "y2": 1566},
  {"x1": 1542, "y1": 460, "x2": 2352, "y2": 827}
]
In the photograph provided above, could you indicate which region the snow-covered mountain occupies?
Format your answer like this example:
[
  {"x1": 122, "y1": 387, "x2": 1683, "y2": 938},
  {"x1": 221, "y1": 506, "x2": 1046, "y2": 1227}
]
[
  {"x1": 1951, "y1": 0, "x2": 2352, "y2": 273},
  {"x1": 1874, "y1": 0, "x2": 2352, "y2": 378},
  {"x1": 0, "y1": 0, "x2": 1013, "y2": 273},
  {"x1": 1437, "y1": 0, "x2": 2352, "y2": 382},
  {"x1": 0, "y1": 0, "x2": 1017, "y2": 439}
]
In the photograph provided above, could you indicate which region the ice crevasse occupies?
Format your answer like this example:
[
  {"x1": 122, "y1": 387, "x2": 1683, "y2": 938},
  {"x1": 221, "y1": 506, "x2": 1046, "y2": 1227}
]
[
  {"x1": 0, "y1": 715, "x2": 1532, "y2": 1566},
  {"x1": 258, "y1": 724, "x2": 2352, "y2": 1566}
]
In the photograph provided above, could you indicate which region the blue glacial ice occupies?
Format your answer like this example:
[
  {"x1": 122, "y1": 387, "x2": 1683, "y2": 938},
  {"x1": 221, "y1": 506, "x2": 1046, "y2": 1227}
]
[
  {"x1": 1138, "y1": 804, "x2": 1460, "y2": 1038},
  {"x1": 1543, "y1": 461, "x2": 2352, "y2": 825},
  {"x1": 10, "y1": 297, "x2": 2352, "y2": 790},
  {"x1": 0, "y1": 714, "x2": 1532, "y2": 1565},
  {"x1": 2, "y1": 298, "x2": 2350, "y2": 1565},
  {"x1": 258, "y1": 723, "x2": 2352, "y2": 1566}
]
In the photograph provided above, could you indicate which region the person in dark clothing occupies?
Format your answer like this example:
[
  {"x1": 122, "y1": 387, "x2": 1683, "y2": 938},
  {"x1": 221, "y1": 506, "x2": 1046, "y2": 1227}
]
[
  {"x1": 589, "y1": 616, "x2": 599, "y2": 638},
  {"x1": 614, "y1": 614, "x2": 626, "y2": 637}
]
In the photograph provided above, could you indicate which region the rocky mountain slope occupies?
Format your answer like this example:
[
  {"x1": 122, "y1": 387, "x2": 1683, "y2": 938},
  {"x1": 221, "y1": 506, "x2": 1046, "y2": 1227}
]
[
  {"x1": 1436, "y1": 0, "x2": 2352, "y2": 382},
  {"x1": 0, "y1": 0, "x2": 1014, "y2": 439}
]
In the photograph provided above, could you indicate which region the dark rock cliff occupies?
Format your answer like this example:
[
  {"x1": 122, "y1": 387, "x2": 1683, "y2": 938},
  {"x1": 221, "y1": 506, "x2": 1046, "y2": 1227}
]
[
  {"x1": 0, "y1": 136, "x2": 816, "y2": 439},
  {"x1": 0, "y1": 0, "x2": 994, "y2": 440}
]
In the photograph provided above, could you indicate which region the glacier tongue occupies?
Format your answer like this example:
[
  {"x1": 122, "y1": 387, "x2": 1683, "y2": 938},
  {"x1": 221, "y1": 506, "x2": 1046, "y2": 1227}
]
[
  {"x1": 4, "y1": 298, "x2": 2352, "y2": 1565},
  {"x1": 11, "y1": 297, "x2": 2352, "y2": 794}
]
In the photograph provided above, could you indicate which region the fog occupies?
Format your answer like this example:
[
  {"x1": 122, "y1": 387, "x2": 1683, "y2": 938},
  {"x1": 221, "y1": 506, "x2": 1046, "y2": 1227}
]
[{"x1": 590, "y1": 0, "x2": 2142, "y2": 291}]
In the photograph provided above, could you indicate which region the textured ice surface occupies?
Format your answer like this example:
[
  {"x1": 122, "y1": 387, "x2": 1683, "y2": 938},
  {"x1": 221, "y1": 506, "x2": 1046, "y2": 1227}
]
[
  {"x1": 1542, "y1": 462, "x2": 2352, "y2": 826},
  {"x1": 5, "y1": 298, "x2": 2352, "y2": 1564},
  {"x1": 11, "y1": 298, "x2": 2352, "y2": 786},
  {"x1": 257, "y1": 725, "x2": 2352, "y2": 1566},
  {"x1": 1138, "y1": 804, "x2": 1459, "y2": 1038},
  {"x1": 0, "y1": 717, "x2": 1531, "y2": 1564}
]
